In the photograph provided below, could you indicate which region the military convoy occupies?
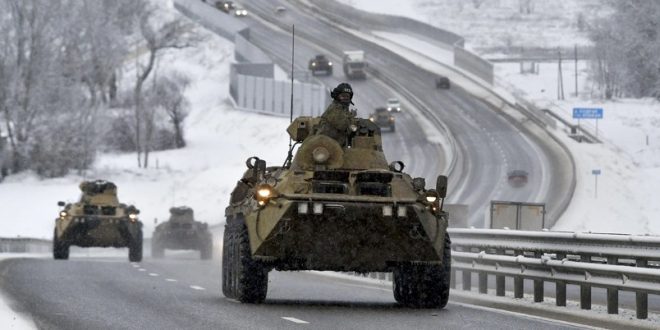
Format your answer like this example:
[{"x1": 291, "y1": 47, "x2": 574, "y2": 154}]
[
  {"x1": 223, "y1": 114, "x2": 451, "y2": 308},
  {"x1": 151, "y1": 206, "x2": 213, "y2": 260},
  {"x1": 53, "y1": 180, "x2": 143, "y2": 262}
]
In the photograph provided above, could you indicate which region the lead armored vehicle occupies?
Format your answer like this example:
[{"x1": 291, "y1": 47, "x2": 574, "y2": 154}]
[
  {"x1": 223, "y1": 115, "x2": 451, "y2": 308},
  {"x1": 151, "y1": 206, "x2": 213, "y2": 260},
  {"x1": 53, "y1": 180, "x2": 143, "y2": 261},
  {"x1": 369, "y1": 107, "x2": 396, "y2": 132}
]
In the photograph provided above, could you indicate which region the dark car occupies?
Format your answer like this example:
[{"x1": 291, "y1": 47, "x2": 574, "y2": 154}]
[
  {"x1": 507, "y1": 170, "x2": 529, "y2": 188},
  {"x1": 308, "y1": 54, "x2": 333, "y2": 76},
  {"x1": 369, "y1": 107, "x2": 395, "y2": 132},
  {"x1": 214, "y1": 1, "x2": 234, "y2": 13},
  {"x1": 436, "y1": 75, "x2": 451, "y2": 89}
]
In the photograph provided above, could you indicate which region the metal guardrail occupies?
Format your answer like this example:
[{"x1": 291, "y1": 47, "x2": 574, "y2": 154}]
[
  {"x1": 0, "y1": 237, "x2": 51, "y2": 253},
  {"x1": 449, "y1": 228, "x2": 660, "y2": 319}
]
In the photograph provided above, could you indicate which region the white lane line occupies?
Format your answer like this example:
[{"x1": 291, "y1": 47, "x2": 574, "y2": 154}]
[
  {"x1": 138, "y1": 268, "x2": 146, "y2": 272},
  {"x1": 148, "y1": 273, "x2": 159, "y2": 277},
  {"x1": 131, "y1": 264, "x2": 140, "y2": 268},
  {"x1": 282, "y1": 317, "x2": 309, "y2": 324},
  {"x1": 190, "y1": 285, "x2": 205, "y2": 291},
  {"x1": 165, "y1": 278, "x2": 177, "y2": 282}
]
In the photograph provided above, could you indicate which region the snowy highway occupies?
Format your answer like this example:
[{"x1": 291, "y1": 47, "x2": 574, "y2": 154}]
[{"x1": 0, "y1": 254, "x2": 582, "y2": 329}]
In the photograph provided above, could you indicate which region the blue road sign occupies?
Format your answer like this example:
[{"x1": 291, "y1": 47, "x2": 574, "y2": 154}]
[
  {"x1": 573, "y1": 108, "x2": 603, "y2": 119},
  {"x1": 592, "y1": 169, "x2": 601, "y2": 175}
]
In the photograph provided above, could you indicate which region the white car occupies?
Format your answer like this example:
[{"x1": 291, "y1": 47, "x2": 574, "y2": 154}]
[
  {"x1": 386, "y1": 98, "x2": 401, "y2": 112},
  {"x1": 234, "y1": 6, "x2": 247, "y2": 17}
]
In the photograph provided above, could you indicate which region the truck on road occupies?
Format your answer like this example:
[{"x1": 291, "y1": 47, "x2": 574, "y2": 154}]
[{"x1": 342, "y1": 50, "x2": 367, "y2": 79}]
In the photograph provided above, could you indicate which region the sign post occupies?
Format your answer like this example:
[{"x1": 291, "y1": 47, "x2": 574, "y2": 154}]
[
  {"x1": 573, "y1": 108, "x2": 603, "y2": 138},
  {"x1": 592, "y1": 169, "x2": 601, "y2": 198}
]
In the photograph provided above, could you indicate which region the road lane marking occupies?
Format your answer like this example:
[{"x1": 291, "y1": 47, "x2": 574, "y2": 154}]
[
  {"x1": 148, "y1": 273, "x2": 159, "y2": 277},
  {"x1": 138, "y1": 268, "x2": 146, "y2": 272},
  {"x1": 190, "y1": 285, "x2": 205, "y2": 290},
  {"x1": 282, "y1": 317, "x2": 309, "y2": 324},
  {"x1": 165, "y1": 278, "x2": 177, "y2": 282},
  {"x1": 131, "y1": 264, "x2": 140, "y2": 268}
]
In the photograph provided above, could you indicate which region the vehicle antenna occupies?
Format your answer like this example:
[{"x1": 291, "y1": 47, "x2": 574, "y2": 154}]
[{"x1": 284, "y1": 25, "x2": 295, "y2": 168}]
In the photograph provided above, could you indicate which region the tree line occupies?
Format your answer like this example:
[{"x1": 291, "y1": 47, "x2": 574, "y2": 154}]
[
  {"x1": 589, "y1": 0, "x2": 660, "y2": 99},
  {"x1": 0, "y1": 0, "x2": 197, "y2": 178}
]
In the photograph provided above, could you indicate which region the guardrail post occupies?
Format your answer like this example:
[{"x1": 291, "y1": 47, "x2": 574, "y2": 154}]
[
  {"x1": 555, "y1": 253, "x2": 566, "y2": 307},
  {"x1": 478, "y1": 272, "x2": 487, "y2": 294},
  {"x1": 606, "y1": 256, "x2": 618, "y2": 314},
  {"x1": 513, "y1": 250, "x2": 523, "y2": 298},
  {"x1": 496, "y1": 249, "x2": 505, "y2": 296},
  {"x1": 580, "y1": 255, "x2": 591, "y2": 310},
  {"x1": 462, "y1": 270, "x2": 472, "y2": 291},
  {"x1": 636, "y1": 259, "x2": 648, "y2": 319},
  {"x1": 533, "y1": 252, "x2": 543, "y2": 302}
]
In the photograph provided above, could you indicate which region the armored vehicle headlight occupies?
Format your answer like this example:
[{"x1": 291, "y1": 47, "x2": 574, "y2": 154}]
[
  {"x1": 397, "y1": 206, "x2": 407, "y2": 217},
  {"x1": 328, "y1": 62, "x2": 333, "y2": 66},
  {"x1": 312, "y1": 62, "x2": 316, "y2": 66},
  {"x1": 369, "y1": 117, "x2": 375, "y2": 122},
  {"x1": 424, "y1": 190, "x2": 439, "y2": 203},
  {"x1": 129, "y1": 213, "x2": 138, "y2": 221},
  {"x1": 350, "y1": 124, "x2": 358, "y2": 132},
  {"x1": 312, "y1": 147, "x2": 330, "y2": 164},
  {"x1": 313, "y1": 202, "x2": 323, "y2": 214},
  {"x1": 59, "y1": 211, "x2": 67, "y2": 218},
  {"x1": 255, "y1": 184, "x2": 277, "y2": 205},
  {"x1": 382, "y1": 205, "x2": 393, "y2": 217},
  {"x1": 298, "y1": 202, "x2": 309, "y2": 214}
]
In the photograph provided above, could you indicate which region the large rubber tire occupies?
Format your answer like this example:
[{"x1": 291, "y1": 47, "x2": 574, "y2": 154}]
[
  {"x1": 53, "y1": 228, "x2": 69, "y2": 260},
  {"x1": 222, "y1": 220, "x2": 268, "y2": 303},
  {"x1": 129, "y1": 230, "x2": 143, "y2": 262},
  {"x1": 393, "y1": 234, "x2": 451, "y2": 308},
  {"x1": 221, "y1": 225, "x2": 234, "y2": 299},
  {"x1": 200, "y1": 236, "x2": 213, "y2": 260},
  {"x1": 151, "y1": 239, "x2": 164, "y2": 259}
]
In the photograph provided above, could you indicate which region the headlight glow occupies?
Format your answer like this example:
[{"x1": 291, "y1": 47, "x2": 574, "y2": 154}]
[
  {"x1": 129, "y1": 213, "x2": 138, "y2": 220},
  {"x1": 328, "y1": 62, "x2": 333, "y2": 66},
  {"x1": 59, "y1": 211, "x2": 67, "y2": 218},
  {"x1": 425, "y1": 195, "x2": 437, "y2": 203},
  {"x1": 257, "y1": 187, "x2": 272, "y2": 198}
]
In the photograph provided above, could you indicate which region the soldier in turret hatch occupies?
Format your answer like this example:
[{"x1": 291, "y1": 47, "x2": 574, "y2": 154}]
[{"x1": 316, "y1": 82, "x2": 356, "y2": 147}]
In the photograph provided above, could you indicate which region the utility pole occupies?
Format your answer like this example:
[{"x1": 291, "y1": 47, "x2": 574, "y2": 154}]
[
  {"x1": 574, "y1": 44, "x2": 579, "y2": 97},
  {"x1": 557, "y1": 48, "x2": 565, "y2": 100}
]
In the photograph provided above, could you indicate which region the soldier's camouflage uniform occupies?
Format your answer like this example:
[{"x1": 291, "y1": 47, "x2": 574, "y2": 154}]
[{"x1": 317, "y1": 100, "x2": 355, "y2": 147}]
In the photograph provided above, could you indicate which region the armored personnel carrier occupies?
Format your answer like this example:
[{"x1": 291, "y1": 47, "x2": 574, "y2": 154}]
[
  {"x1": 53, "y1": 180, "x2": 143, "y2": 262},
  {"x1": 151, "y1": 206, "x2": 213, "y2": 260},
  {"x1": 223, "y1": 115, "x2": 451, "y2": 308}
]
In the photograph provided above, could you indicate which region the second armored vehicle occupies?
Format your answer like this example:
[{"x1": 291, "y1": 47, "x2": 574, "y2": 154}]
[
  {"x1": 308, "y1": 54, "x2": 333, "y2": 76},
  {"x1": 151, "y1": 206, "x2": 213, "y2": 260},
  {"x1": 53, "y1": 180, "x2": 143, "y2": 262},
  {"x1": 223, "y1": 114, "x2": 450, "y2": 308},
  {"x1": 369, "y1": 107, "x2": 396, "y2": 132}
]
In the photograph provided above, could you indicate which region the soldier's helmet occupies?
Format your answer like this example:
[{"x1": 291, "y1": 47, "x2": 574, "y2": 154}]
[{"x1": 330, "y1": 83, "x2": 353, "y2": 100}]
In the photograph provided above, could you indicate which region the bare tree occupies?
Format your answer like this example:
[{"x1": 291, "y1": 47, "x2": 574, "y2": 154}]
[
  {"x1": 132, "y1": 2, "x2": 197, "y2": 168},
  {"x1": 152, "y1": 72, "x2": 191, "y2": 149}
]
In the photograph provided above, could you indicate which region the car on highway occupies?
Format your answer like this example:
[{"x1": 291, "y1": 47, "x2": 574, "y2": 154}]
[
  {"x1": 436, "y1": 75, "x2": 451, "y2": 89},
  {"x1": 275, "y1": 6, "x2": 286, "y2": 14},
  {"x1": 507, "y1": 169, "x2": 529, "y2": 187},
  {"x1": 386, "y1": 97, "x2": 401, "y2": 112},
  {"x1": 234, "y1": 5, "x2": 247, "y2": 17},
  {"x1": 369, "y1": 107, "x2": 396, "y2": 132}
]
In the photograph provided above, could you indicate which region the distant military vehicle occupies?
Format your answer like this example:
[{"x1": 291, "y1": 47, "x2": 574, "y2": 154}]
[
  {"x1": 308, "y1": 54, "x2": 333, "y2": 76},
  {"x1": 223, "y1": 115, "x2": 450, "y2": 308},
  {"x1": 151, "y1": 206, "x2": 213, "y2": 260},
  {"x1": 53, "y1": 180, "x2": 143, "y2": 261},
  {"x1": 369, "y1": 107, "x2": 396, "y2": 132},
  {"x1": 435, "y1": 75, "x2": 451, "y2": 89},
  {"x1": 386, "y1": 97, "x2": 401, "y2": 113}
]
